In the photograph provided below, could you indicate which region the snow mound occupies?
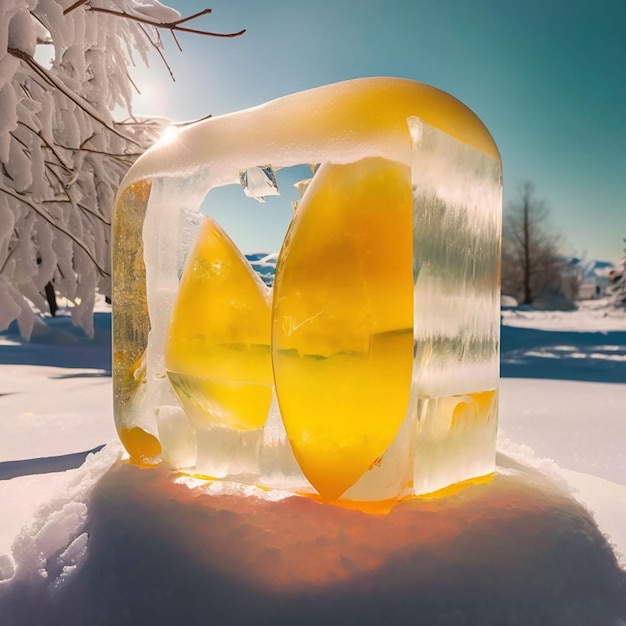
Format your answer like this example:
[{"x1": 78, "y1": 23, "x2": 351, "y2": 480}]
[{"x1": 1, "y1": 444, "x2": 625, "y2": 625}]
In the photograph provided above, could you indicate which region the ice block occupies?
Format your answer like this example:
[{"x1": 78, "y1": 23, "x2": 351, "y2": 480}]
[{"x1": 112, "y1": 77, "x2": 502, "y2": 504}]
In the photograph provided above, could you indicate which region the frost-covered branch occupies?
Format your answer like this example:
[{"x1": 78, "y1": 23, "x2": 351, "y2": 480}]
[
  {"x1": 17, "y1": 121, "x2": 74, "y2": 172},
  {"x1": 1, "y1": 0, "x2": 222, "y2": 338},
  {"x1": 54, "y1": 141, "x2": 140, "y2": 161},
  {"x1": 138, "y1": 23, "x2": 176, "y2": 81},
  {"x1": 0, "y1": 186, "x2": 109, "y2": 278},
  {"x1": 8, "y1": 47, "x2": 143, "y2": 147},
  {"x1": 62, "y1": 0, "x2": 89, "y2": 14},
  {"x1": 83, "y1": 6, "x2": 246, "y2": 39}
]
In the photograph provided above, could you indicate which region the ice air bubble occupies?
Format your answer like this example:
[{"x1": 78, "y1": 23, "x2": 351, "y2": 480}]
[{"x1": 239, "y1": 165, "x2": 280, "y2": 202}]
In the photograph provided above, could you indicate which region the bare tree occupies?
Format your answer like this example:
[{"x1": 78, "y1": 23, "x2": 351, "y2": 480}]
[
  {"x1": 608, "y1": 239, "x2": 626, "y2": 307},
  {"x1": 0, "y1": 0, "x2": 243, "y2": 339},
  {"x1": 501, "y1": 182, "x2": 569, "y2": 306}
]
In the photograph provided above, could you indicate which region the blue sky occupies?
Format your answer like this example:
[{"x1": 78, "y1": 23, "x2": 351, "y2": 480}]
[{"x1": 131, "y1": 0, "x2": 626, "y2": 262}]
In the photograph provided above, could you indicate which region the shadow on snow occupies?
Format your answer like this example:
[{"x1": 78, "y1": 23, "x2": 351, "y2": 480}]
[
  {"x1": 500, "y1": 325, "x2": 626, "y2": 384},
  {"x1": 0, "y1": 446, "x2": 106, "y2": 481},
  {"x1": 0, "y1": 312, "x2": 111, "y2": 373}
]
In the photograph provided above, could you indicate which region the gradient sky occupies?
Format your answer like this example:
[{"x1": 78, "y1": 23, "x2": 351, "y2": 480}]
[{"x1": 131, "y1": 0, "x2": 626, "y2": 262}]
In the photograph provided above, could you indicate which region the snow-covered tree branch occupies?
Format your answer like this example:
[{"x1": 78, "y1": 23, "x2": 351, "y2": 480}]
[{"x1": 0, "y1": 0, "x2": 243, "y2": 339}]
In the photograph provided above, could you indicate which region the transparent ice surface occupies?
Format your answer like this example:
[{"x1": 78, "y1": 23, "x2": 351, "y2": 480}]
[
  {"x1": 112, "y1": 78, "x2": 502, "y2": 504},
  {"x1": 239, "y1": 165, "x2": 280, "y2": 202},
  {"x1": 408, "y1": 117, "x2": 501, "y2": 494}
]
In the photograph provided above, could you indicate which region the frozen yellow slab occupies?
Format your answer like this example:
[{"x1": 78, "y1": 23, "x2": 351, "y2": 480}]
[
  {"x1": 272, "y1": 157, "x2": 414, "y2": 501},
  {"x1": 166, "y1": 217, "x2": 273, "y2": 431}
]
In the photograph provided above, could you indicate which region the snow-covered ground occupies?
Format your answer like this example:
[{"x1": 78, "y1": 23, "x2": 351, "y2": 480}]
[{"x1": 1, "y1": 299, "x2": 625, "y2": 625}]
